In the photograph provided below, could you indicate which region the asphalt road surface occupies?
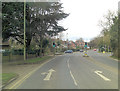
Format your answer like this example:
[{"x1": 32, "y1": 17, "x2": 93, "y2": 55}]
[{"x1": 7, "y1": 50, "x2": 118, "y2": 89}]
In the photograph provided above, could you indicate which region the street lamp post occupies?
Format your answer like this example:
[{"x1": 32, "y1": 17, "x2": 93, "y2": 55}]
[
  {"x1": 66, "y1": 33, "x2": 68, "y2": 49},
  {"x1": 24, "y1": 0, "x2": 26, "y2": 60}
]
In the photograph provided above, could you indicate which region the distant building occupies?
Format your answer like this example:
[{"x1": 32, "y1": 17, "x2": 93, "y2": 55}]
[
  {"x1": 68, "y1": 41, "x2": 76, "y2": 49},
  {"x1": 75, "y1": 40, "x2": 85, "y2": 49},
  {"x1": 0, "y1": 38, "x2": 10, "y2": 49},
  {"x1": 0, "y1": 37, "x2": 23, "y2": 50}
]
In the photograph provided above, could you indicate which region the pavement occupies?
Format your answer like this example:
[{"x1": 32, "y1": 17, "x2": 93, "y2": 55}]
[{"x1": 3, "y1": 50, "x2": 118, "y2": 89}]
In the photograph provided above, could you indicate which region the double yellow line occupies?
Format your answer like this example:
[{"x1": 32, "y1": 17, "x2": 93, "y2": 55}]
[
  {"x1": 9, "y1": 58, "x2": 54, "y2": 89},
  {"x1": 9, "y1": 68, "x2": 38, "y2": 89}
]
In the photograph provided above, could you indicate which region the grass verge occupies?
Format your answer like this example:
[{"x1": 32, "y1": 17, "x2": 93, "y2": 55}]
[
  {"x1": 110, "y1": 56, "x2": 120, "y2": 60},
  {"x1": 3, "y1": 56, "x2": 53, "y2": 65},
  {"x1": 24, "y1": 56, "x2": 52, "y2": 63},
  {"x1": 1, "y1": 73, "x2": 18, "y2": 86}
]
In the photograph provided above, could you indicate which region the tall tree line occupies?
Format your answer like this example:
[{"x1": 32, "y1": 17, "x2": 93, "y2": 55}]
[
  {"x1": 89, "y1": 10, "x2": 119, "y2": 58},
  {"x1": 2, "y1": 2, "x2": 69, "y2": 57}
]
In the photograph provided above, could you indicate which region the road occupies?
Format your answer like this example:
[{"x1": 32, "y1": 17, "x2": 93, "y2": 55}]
[{"x1": 7, "y1": 50, "x2": 118, "y2": 89}]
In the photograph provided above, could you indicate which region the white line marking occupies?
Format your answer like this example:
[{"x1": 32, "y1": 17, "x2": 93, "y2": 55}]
[
  {"x1": 94, "y1": 70, "x2": 111, "y2": 81},
  {"x1": 70, "y1": 71, "x2": 78, "y2": 86},
  {"x1": 43, "y1": 69, "x2": 55, "y2": 81},
  {"x1": 67, "y1": 58, "x2": 70, "y2": 69},
  {"x1": 41, "y1": 72, "x2": 47, "y2": 75},
  {"x1": 67, "y1": 58, "x2": 78, "y2": 86}
]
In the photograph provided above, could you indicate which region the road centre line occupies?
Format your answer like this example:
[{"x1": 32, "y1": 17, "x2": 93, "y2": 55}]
[
  {"x1": 67, "y1": 58, "x2": 70, "y2": 69},
  {"x1": 70, "y1": 71, "x2": 78, "y2": 86},
  {"x1": 67, "y1": 58, "x2": 78, "y2": 86},
  {"x1": 9, "y1": 57, "x2": 56, "y2": 89}
]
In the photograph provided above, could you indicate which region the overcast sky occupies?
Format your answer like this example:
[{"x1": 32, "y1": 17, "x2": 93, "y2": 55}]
[{"x1": 59, "y1": 0, "x2": 119, "y2": 42}]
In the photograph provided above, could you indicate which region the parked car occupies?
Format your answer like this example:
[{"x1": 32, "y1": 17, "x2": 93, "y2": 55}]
[
  {"x1": 64, "y1": 50, "x2": 73, "y2": 53},
  {"x1": 93, "y1": 49, "x2": 97, "y2": 51},
  {"x1": 80, "y1": 49, "x2": 83, "y2": 52}
]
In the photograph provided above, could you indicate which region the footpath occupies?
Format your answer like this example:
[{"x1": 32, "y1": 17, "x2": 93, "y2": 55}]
[{"x1": 2, "y1": 55, "x2": 55, "y2": 89}]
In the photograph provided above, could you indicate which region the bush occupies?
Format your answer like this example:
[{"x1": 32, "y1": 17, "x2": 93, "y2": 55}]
[
  {"x1": 71, "y1": 49, "x2": 76, "y2": 52},
  {"x1": 11, "y1": 49, "x2": 23, "y2": 55},
  {"x1": 3, "y1": 50, "x2": 10, "y2": 56},
  {"x1": 27, "y1": 50, "x2": 36, "y2": 54}
]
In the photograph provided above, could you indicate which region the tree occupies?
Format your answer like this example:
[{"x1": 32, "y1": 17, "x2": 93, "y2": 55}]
[
  {"x1": 2, "y1": 2, "x2": 69, "y2": 58},
  {"x1": 2, "y1": 2, "x2": 24, "y2": 42},
  {"x1": 29, "y1": 2, "x2": 69, "y2": 56},
  {"x1": 2, "y1": 2, "x2": 35, "y2": 50},
  {"x1": 90, "y1": 10, "x2": 118, "y2": 57},
  {"x1": 78, "y1": 38, "x2": 84, "y2": 42}
]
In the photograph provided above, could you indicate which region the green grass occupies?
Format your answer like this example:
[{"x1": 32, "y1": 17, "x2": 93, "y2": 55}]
[
  {"x1": 111, "y1": 56, "x2": 120, "y2": 60},
  {"x1": 24, "y1": 56, "x2": 52, "y2": 63},
  {"x1": 2, "y1": 73, "x2": 18, "y2": 85},
  {"x1": 3, "y1": 56, "x2": 53, "y2": 65}
]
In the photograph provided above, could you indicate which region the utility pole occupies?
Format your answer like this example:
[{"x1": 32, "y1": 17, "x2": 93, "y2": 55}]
[
  {"x1": 24, "y1": 0, "x2": 26, "y2": 60},
  {"x1": 66, "y1": 33, "x2": 68, "y2": 49}
]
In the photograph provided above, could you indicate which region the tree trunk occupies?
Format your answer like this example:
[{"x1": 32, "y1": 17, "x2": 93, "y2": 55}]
[
  {"x1": 40, "y1": 39, "x2": 43, "y2": 57},
  {"x1": 26, "y1": 38, "x2": 31, "y2": 59}
]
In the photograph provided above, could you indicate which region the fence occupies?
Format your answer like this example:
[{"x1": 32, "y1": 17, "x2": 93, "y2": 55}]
[{"x1": 2, "y1": 49, "x2": 38, "y2": 62}]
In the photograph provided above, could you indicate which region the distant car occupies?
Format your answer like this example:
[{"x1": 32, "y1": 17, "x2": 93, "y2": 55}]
[
  {"x1": 65, "y1": 50, "x2": 73, "y2": 53},
  {"x1": 80, "y1": 49, "x2": 83, "y2": 52},
  {"x1": 93, "y1": 49, "x2": 97, "y2": 51}
]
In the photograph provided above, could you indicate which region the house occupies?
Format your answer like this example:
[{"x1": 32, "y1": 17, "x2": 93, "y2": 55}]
[
  {"x1": 75, "y1": 40, "x2": 85, "y2": 49},
  {"x1": 0, "y1": 38, "x2": 10, "y2": 49},
  {"x1": 68, "y1": 41, "x2": 76, "y2": 49}
]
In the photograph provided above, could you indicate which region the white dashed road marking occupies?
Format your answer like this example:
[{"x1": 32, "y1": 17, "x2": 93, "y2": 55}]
[{"x1": 67, "y1": 58, "x2": 78, "y2": 86}]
